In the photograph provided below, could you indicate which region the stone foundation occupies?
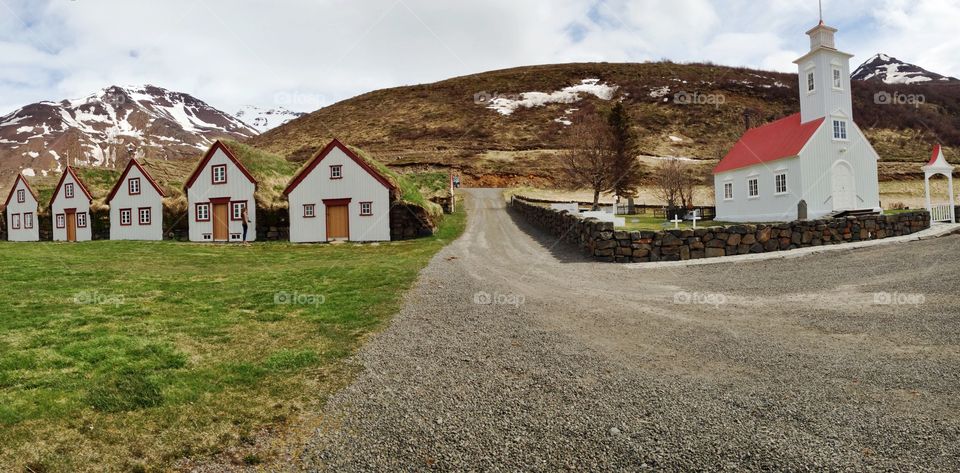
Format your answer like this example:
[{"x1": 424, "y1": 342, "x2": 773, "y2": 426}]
[{"x1": 511, "y1": 197, "x2": 931, "y2": 263}]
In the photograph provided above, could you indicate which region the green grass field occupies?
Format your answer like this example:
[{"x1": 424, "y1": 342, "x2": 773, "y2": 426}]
[{"x1": 0, "y1": 207, "x2": 465, "y2": 472}]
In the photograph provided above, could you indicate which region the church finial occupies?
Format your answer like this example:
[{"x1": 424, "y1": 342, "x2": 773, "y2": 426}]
[{"x1": 819, "y1": 0, "x2": 823, "y2": 24}]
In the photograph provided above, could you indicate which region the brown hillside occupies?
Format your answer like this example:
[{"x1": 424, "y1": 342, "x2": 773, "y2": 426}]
[{"x1": 251, "y1": 62, "x2": 960, "y2": 185}]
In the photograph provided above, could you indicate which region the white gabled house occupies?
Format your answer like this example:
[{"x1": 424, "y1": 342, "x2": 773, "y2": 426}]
[
  {"x1": 107, "y1": 159, "x2": 167, "y2": 241},
  {"x1": 283, "y1": 139, "x2": 396, "y2": 242},
  {"x1": 4, "y1": 173, "x2": 40, "y2": 241},
  {"x1": 184, "y1": 141, "x2": 258, "y2": 242},
  {"x1": 50, "y1": 166, "x2": 94, "y2": 242},
  {"x1": 714, "y1": 20, "x2": 881, "y2": 222}
]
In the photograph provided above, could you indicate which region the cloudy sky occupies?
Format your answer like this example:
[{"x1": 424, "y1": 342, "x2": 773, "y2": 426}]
[{"x1": 1, "y1": 0, "x2": 958, "y2": 116}]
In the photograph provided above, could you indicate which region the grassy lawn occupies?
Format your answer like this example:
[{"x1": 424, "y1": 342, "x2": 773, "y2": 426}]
[
  {"x1": 0, "y1": 206, "x2": 466, "y2": 472},
  {"x1": 616, "y1": 214, "x2": 756, "y2": 231}
]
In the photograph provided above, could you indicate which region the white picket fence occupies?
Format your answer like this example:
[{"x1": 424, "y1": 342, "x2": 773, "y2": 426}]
[{"x1": 930, "y1": 203, "x2": 955, "y2": 223}]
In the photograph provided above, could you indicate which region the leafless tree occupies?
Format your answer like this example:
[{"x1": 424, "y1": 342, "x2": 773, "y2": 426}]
[
  {"x1": 559, "y1": 108, "x2": 616, "y2": 210},
  {"x1": 654, "y1": 159, "x2": 695, "y2": 216}
]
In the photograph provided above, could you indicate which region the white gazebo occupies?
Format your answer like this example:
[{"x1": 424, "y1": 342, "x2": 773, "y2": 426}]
[{"x1": 923, "y1": 144, "x2": 955, "y2": 223}]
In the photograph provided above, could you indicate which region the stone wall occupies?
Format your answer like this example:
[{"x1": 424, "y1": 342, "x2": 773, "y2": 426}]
[
  {"x1": 391, "y1": 203, "x2": 437, "y2": 240},
  {"x1": 511, "y1": 197, "x2": 931, "y2": 263}
]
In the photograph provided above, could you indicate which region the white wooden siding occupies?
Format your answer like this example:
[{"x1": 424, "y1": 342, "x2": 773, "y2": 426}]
[
  {"x1": 109, "y1": 165, "x2": 164, "y2": 240},
  {"x1": 51, "y1": 172, "x2": 92, "y2": 241},
  {"x1": 5, "y1": 178, "x2": 40, "y2": 241},
  {"x1": 288, "y1": 146, "x2": 391, "y2": 243},
  {"x1": 186, "y1": 147, "x2": 257, "y2": 242}
]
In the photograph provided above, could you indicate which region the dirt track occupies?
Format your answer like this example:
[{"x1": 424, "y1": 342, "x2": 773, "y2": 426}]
[{"x1": 303, "y1": 188, "x2": 960, "y2": 471}]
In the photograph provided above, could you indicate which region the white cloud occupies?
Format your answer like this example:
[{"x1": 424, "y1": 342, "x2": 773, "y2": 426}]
[{"x1": 0, "y1": 0, "x2": 956, "y2": 117}]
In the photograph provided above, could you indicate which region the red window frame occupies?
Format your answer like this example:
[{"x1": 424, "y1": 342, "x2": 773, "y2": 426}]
[
  {"x1": 303, "y1": 203, "x2": 316, "y2": 218},
  {"x1": 329, "y1": 165, "x2": 342, "y2": 179},
  {"x1": 211, "y1": 164, "x2": 227, "y2": 184},
  {"x1": 56, "y1": 214, "x2": 65, "y2": 229},
  {"x1": 11, "y1": 213, "x2": 20, "y2": 229},
  {"x1": 17, "y1": 189, "x2": 25, "y2": 203},
  {"x1": 76, "y1": 212, "x2": 87, "y2": 228},
  {"x1": 24, "y1": 212, "x2": 33, "y2": 229},
  {"x1": 195, "y1": 203, "x2": 211, "y2": 222},
  {"x1": 138, "y1": 207, "x2": 151, "y2": 225},
  {"x1": 231, "y1": 201, "x2": 246, "y2": 221},
  {"x1": 128, "y1": 177, "x2": 141, "y2": 195},
  {"x1": 119, "y1": 208, "x2": 132, "y2": 226},
  {"x1": 65, "y1": 183, "x2": 75, "y2": 199},
  {"x1": 359, "y1": 201, "x2": 372, "y2": 216}
]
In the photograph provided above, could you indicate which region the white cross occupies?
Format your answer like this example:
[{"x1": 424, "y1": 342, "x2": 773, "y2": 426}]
[
  {"x1": 691, "y1": 213, "x2": 701, "y2": 229},
  {"x1": 670, "y1": 216, "x2": 683, "y2": 229}
]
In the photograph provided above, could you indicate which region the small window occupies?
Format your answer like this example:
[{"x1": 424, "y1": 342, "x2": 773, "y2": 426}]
[
  {"x1": 807, "y1": 71, "x2": 815, "y2": 92},
  {"x1": 359, "y1": 201, "x2": 372, "y2": 216},
  {"x1": 748, "y1": 178, "x2": 759, "y2": 198},
  {"x1": 775, "y1": 173, "x2": 788, "y2": 194},
  {"x1": 120, "y1": 209, "x2": 132, "y2": 226},
  {"x1": 833, "y1": 119, "x2": 848, "y2": 140},
  {"x1": 832, "y1": 67, "x2": 842, "y2": 89},
  {"x1": 56, "y1": 214, "x2": 65, "y2": 229},
  {"x1": 24, "y1": 212, "x2": 33, "y2": 229},
  {"x1": 65, "y1": 183, "x2": 75, "y2": 198},
  {"x1": 231, "y1": 201, "x2": 246, "y2": 221},
  {"x1": 129, "y1": 178, "x2": 141, "y2": 195},
  {"x1": 212, "y1": 165, "x2": 227, "y2": 184},
  {"x1": 303, "y1": 204, "x2": 316, "y2": 218},
  {"x1": 723, "y1": 182, "x2": 733, "y2": 200},
  {"x1": 139, "y1": 207, "x2": 151, "y2": 225},
  {"x1": 17, "y1": 189, "x2": 25, "y2": 203},
  {"x1": 330, "y1": 165, "x2": 342, "y2": 179},
  {"x1": 77, "y1": 212, "x2": 87, "y2": 228},
  {"x1": 196, "y1": 203, "x2": 210, "y2": 222},
  {"x1": 11, "y1": 213, "x2": 20, "y2": 229}
]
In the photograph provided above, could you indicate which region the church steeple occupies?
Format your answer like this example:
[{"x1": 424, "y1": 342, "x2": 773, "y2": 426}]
[{"x1": 793, "y1": 14, "x2": 854, "y2": 123}]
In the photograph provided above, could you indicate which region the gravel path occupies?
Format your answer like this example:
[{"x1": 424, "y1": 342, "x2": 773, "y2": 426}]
[{"x1": 302, "y1": 188, "x2": 960, "y2": 471}]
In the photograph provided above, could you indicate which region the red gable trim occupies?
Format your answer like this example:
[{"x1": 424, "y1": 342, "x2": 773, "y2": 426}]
[
  {"x1": 49, "y1": 166, "x2": 93, "y2": 207},
  {"x1": 713, "y1": 113, "x2": 825, "y2": 174},
  {"x1": 106, "y1": 158, "x2": 167, "y2": 203},
  {"x1": 184, "y1": 140, "x2": 258, "y2": 192},
  {"x1": 3, "y1": 173, "x2": 39, "y2": 209},
  {"x1": 928, "y1": 144, "x2": 942, "y2": 166},
  {"x1": 283, "y1": 138, "x2": 396, "y2": 196}
]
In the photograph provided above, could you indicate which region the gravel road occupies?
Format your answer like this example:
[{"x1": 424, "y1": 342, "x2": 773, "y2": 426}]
[{"x1": 302, "y1": 188, "x2": 960, "y2": 471}]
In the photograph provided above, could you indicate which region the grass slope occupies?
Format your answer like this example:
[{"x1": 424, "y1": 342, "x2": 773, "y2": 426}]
[{"x1": 0, "y1": 204, "x2": 466, "y2": 472}]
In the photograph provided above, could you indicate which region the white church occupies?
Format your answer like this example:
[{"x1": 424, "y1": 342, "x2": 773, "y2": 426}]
[{"x1": 714, "y1": 20, "x2": 881, "y2": 222}]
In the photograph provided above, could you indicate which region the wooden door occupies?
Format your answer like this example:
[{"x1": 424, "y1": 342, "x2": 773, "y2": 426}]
[
  {"x1": 66, "y1": 210, "x2": 76, "y2": 242},
  {"x1": 213, "y1": 203, "x2": 229, "y2": 241},
  {"x1": 325, "y1": 205, "x2": 349, "y2": 240},
  {"x1": 831, "y1": 162, "x2": 856, "y2": 210}
]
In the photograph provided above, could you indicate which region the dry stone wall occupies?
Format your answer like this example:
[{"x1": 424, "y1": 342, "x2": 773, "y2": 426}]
[{"x1": 511, "y1": 197, "x2": 931, "y2": 263}]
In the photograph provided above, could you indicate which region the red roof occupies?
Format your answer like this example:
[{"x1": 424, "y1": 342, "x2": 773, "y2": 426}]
[
  {"x1": 928, "y1": 144, "x2": 942, "y2": 166},
  {"x1": 3, "y1": 173, "x2": 39, "y2": 209},
  {"x1": 106, "y1": 158, "x2": 167, "y2": 203},
  {"x1": 713, "y1": 113, "x2": 825, "y2": 174},
  {"x1": 49, "y1": 166, "x2": 94, "y2": 207},
  {"x1": 283, "y1": 138, "x2": 396, "y2": 196},
  {"x1": 184, "y1": 140, "x2": 258, "y2": 191}
]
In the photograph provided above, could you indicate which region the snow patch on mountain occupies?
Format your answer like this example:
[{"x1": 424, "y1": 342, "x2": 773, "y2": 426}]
[
  {"x1": 486, "y1": 79, "x2": 619, "y2": 116},
  {"x1": 235, "y1": 106, "x2": 306, "y2": 134}
]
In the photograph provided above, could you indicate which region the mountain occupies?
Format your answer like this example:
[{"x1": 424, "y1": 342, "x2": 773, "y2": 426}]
[
  {"x1": 852, "y1": 54, "x2": 959, "y2": 85},
  {"x1": 0, "y1": 85, "x2": 256, "y2": 188},
  {"x1": 250, "y1": 62, "x2": 960, "y2": 186},
  {"x1": 234, "y1": 106, "x2": 306, "y2": 134}
]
